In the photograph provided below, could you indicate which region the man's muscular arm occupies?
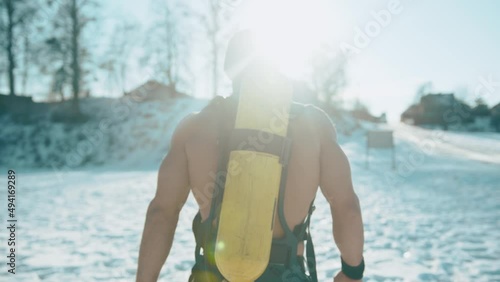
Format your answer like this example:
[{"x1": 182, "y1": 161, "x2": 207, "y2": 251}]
[
  {"x1": 136, "y1": 117, "x2": 192, "y2": 282},
  {"x1": 316, "y1": 111, "x2": 364, "y2": 281}
]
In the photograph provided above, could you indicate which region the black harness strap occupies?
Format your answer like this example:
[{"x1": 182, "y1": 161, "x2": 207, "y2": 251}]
[
  {"x1": 305, "y1": 204, "x2": 318, "y2": 281},
  {"x1": 228, "y1": 128, "x2": 293, "y2": 165},
  {"x1": 272, "y1": 103, "x2": 318, "y2": 281},
  {"x1": 193, "y1": 97, "x2": 234, "y2": 282},
  {"x1": 192, "y1": 100, "x2": 318, "y2": 282},
  {"x1": 276, "y1": 103, "x2": 306, "y2": 242}
]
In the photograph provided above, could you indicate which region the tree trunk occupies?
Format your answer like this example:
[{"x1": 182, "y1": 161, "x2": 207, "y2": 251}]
[
  {"x1": 70, "y1": 0, "x2": 80, "y2": 114},
  {"x1": 6, "y1": 0, "x2": 16, "y2": 96},
  {"x1": 209, "y1": 0, "x2": 219, "y2": 97},
  {"x1": 164, "y1": 6, "x2": 176, "y2": 96},
  {"x1": 21, "y1": 31, "x2": 30, "y2": 95},
  {"x1": 166, "y1": 42, "x2": 176, "y2": 96}
]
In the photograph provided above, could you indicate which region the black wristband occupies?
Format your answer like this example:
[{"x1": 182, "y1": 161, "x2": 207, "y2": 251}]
[{"x1": 341, "y1": 256, "x2": 365, "y2": 280}]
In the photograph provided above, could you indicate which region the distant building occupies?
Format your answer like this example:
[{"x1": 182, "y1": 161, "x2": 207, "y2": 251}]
[
  {"x1": 491, "y1": 103, "x2": 500, "y2": 132},
  {"x1": 124, "y1": 80, "x2": 191, "y2": 101},
  {"x1": 422, "y1": 93, "x2": 455, "y2": 108},
  {"x1": 401, "y1": 93, "x2": 473, "y2": 129},
  {"x1": 0, "y1": 94, "x2": 34, "y2": 116},
  {"x1": 471, "y1": 103, "x2": 491, "y2": 131},
  {"x1": 419, "y1": 93, "x2": 455, "y2": 126},
  {"x1": 401, "y1": 104, "x2": 422, "y2": 125}
]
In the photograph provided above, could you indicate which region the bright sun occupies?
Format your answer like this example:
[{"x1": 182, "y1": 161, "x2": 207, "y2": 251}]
[{"x1": 239, "y1": 0, "x2": 330, "y2": 79}]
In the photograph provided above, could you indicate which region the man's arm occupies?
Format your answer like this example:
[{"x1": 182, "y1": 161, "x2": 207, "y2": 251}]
[
  {"x1": 136, "y1": 118, "x2": 192, "y2": 282},
  {"x1": 317, "y1": 111, "x2": 364, "y2": 281}
]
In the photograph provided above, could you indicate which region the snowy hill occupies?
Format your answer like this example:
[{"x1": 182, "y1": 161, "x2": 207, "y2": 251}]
[
  {"x1": 0, "y1": 96, "x2": 208, "y2": 169},
  {"x1": 1, "y1": 96, "x2": 369, "y2": 170}
]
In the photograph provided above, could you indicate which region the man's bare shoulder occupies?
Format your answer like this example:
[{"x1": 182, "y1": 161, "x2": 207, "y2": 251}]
[
  {"x1": 293, "y1": 103, "x2": 337, "y2": 141},
  {"x1": 172, "y1": 98, "x2": 222, "y2": 143}
]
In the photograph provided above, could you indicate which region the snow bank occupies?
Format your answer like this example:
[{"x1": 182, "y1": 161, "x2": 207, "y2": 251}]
[
  {"x1": 0, "y1": 97, "x2": 208, "y2": 170},
  {"x1": 1, "y1": 97, "x2": 370, "y2": 170}
]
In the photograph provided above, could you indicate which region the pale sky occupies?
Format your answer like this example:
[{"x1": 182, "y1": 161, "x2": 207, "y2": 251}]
[
  {"x1": 335, "y1": 0, "x2": 500, "y2": 120},
  {"x1": 107, "y1": 0, "x2": 500, "y2": 121},
  {"x1": 4, "y1": 0, "x2": 498, "y2": 122}
]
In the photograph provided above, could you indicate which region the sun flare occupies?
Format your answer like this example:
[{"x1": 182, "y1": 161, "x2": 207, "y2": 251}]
[{"x1": 239, "y1": 0, "x2": 330, "y2": 79}]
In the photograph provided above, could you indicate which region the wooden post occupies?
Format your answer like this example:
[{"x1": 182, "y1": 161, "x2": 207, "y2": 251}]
[
  {"x1": 366, "y1": 130, "x2": 395, "y2": 170},
  {"x1": 392, "y1": 145, "x2": 396, "y2": 170},
  {"x1": 366, "y1": 140, "x2": 369, "y2": 169}
]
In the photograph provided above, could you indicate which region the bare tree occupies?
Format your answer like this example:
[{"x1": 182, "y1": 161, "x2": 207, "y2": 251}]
[
  {"x1": 309, "y1": 47, "x2": 348, "y2": 110},
  {"x1": 207, "y1": 0, "x2": 221, "y2": 97},
  {"x1": 100, "y1": 22, "x2": 137, "y2": 95},
  {"x1": 0, "y1": 0, "x2": 66, "y2": 99},
  {"x1": 414, "y1": 81, "x2": 433, "y2": 103},
  {"x1": 19, "y1": 18, "x2": 34, "y2": 95},
  {"x1": 44, "y1": 0, "x2": 97, "y2": 113},
  {"x1": 0, "y1": 3, "x2": 5, "y2": 93},
  {"x1": 40, "y1": 28, "x2": 71, "y2": 102},
  {"x1": 69, "y1": 0, "x2": 80, "y2": 109},
  {"x1": 0, "y1": 58, "x2": 4, "y2": 92},
  {"x1": 141, "y1": 0, "x2": 191, "y2": 96},
  {"x1": 3, "y1": 0, "x2": 15, "y2": 96},
  {"x1": 0, "y1": 0, "x2": 37, "y2": 96},
  {"x1": 198, "y1": 0, "x2": 232, "y2": 97}
]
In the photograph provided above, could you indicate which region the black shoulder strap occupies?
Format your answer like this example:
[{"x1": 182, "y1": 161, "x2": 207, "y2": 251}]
[
  {"x1": 194, "y1": 97, "x2": 234, "y2": 272},
  {"x1": 276, "y1": 102, "x2": 308, "y2": 236},
  {"x1": 304, "y1": 203, "x2": 317, "y2": 282},
  {"x1": 206, "y1": 97, "x2": 234, "y2": 224}
]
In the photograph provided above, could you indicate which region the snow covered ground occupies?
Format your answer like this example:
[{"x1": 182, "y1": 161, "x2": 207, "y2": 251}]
[
  {"x1": 0, "y1": 96, "x2": 208, "y2": 169},
  {"x1": 0, "y1": 123, "x2": 499, "y2": 281}
]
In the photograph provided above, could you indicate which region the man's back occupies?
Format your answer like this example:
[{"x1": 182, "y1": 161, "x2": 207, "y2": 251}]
[
  {"x1": 137, "y1": 97, "x2": 364, "y2": 281},
  {"x1": 184, "y1": 98, "x2": 321, "y2": 245}
]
